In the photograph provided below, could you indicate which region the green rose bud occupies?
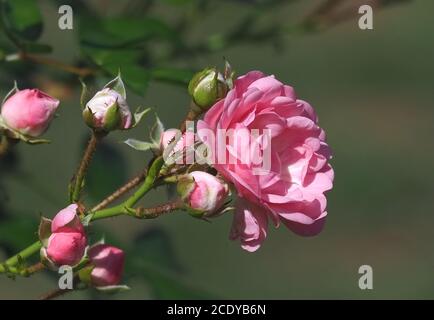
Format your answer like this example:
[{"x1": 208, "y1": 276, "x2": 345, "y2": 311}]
[{"x1": 188, "y1": 68, "x2": 229, "y2": 110}]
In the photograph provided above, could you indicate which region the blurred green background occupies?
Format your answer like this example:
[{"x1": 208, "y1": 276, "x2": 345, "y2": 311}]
[{"x1": 1, "y1": 0, "x2": 433, "y2": 299}]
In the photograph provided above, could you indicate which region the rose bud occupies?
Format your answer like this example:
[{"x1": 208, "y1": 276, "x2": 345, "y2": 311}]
[
  {"x1": 88, "y1": 244, "x2": 125, "y2": 287},
  {"x1": 83, "y1": 88, "x2": 132, "y2": 132},
  {"x1": 0, "y1": 89, "x2": 59, "y2": 137},
  {"x1": 160, "y1": 128, "x2": 185, "y2": 154},
  {"x1": 177, "y1": 171, "x2": 229, "y2": 217},
  {"x1": 45, "y1": 204, "x2": 87, "y2": 266},
  {"x1": 188, "y1": 68, "x2": 229, "y2": 110}
]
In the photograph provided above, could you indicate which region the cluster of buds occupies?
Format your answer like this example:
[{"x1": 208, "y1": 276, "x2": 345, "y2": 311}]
[
  {"x1": 39, "y1": 204, "x2": 125, "y2": 288},
  {"x1": 0, "y1": 85, "x2": 59, "y2": 144}
]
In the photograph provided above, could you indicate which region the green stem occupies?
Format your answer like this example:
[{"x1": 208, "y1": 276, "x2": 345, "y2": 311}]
[
  {"x1": 91, "y1": 156, "x2": 165, "y2": 220},
  {"x1": 125, "y1": 157, "x2": 164, "y2": 208},
  {"x1": 90, "y1": 204, "x2": 126, "y2": 221},
  {"x1": 0, "y1": 241, "x2": 43, "y2": 272}
]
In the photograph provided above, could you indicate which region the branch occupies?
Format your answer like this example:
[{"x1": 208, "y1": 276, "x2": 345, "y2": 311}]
[
  {"x1": 19, "y1": 52, "x2": 96, "y2": 77},
  {"x1": 39, "y1": 275, "x2": 80, "y2": 300},
  {"x1": 91, "y1": 156, "x2": 165, "y2": 221},
  {"x1": 91, "y1": 168, "x2": 148, "y2": 211},
  {"x1": 128, "y1": 200, "x2": 183, "y2": 219},
  {"x1": 70, "y1": 132, "x2": 104, "y2": 203}
]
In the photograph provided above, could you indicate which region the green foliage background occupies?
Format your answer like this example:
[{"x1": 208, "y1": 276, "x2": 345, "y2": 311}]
[{"x1": 0, "y1": 0, "x2": 433, "y2": 299}]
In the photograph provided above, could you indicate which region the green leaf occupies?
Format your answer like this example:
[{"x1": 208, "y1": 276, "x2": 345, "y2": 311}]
[
  {"x1": 0, "y1": 0, "x2": 43, "y2": 41},
  {"x1": 79, "y1": 79, "x2": 89, "y2": 109},
  {"x1": 2, "y1": 80, "x2": 18, "y2": 105},
  {"x1": 150, "y1": 114, "x2": 164, "y2": 146},
  {"x1": 152, "y1": 67, "x2": 195, "y2": 86},
  {"x1": 80, "y1": 17, "x2": 176, "y2": 48},
  {"x1": 95, "y1": 285, "x2": 130, "y2": 293},
  {"x1": 22, "y1": 137, "x2": 50, "y2": 145},
  {"x1": 124, "y1": 139, "x2": 154, "y2": 152},
  {"x1": 106, "y1": 64, "x2": 151, "y2": 97},
  {"x1": 82, "y1": 47, "x2": 151, "y2": 96},
  {"x1": 81, "y1": 213, "x2": 94, "y2": 227},
  {"x1": 37, "y1": 217, "x2": 51, "y2": 247},
  {"x1": 102, "y1": 102, "x2": 121, "y2": 132},
  {"x1": 132, "y1": 107, "x2": 151, "y2": 128},
  {"x1": 104, "y1": 72, "x2": 126, "y2": 99}
]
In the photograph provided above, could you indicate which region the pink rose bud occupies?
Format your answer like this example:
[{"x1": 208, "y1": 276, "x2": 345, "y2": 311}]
[
  {"x1": 177, "y1": 171, "x2": 229, "y2": 217},
  {"x1": 160, "y1": 128, "x2": 184, "y2": 153},
  {"x1": 46, "y1": 204, "x2": 87, "y2": 266},
  {"x1": 88, "y1": 244, "x2": 125, "y2": 287},
  {"x1": 0, "y1": 89, "x2": 59, "y2": 137},
  {"x1": 83, "y1": 88, "x2": 132, "y2": 132}
]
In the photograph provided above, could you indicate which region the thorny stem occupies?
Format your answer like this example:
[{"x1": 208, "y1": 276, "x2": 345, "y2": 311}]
[
  {"x1": 19, "y1": 53, "x2": 96, "y2": 77},
  {"x1": 2, "y1": 241, "x2": 43, "y2": 269},
  {"x1": 39, "y1": 275, "x2": 80, "y2": 300},
  {"x1": 130, "y1": 200, "x2": 183, "y2": 219},
  {"x1": 0, "y1": 261, "x2": 45, "y2": 276},
  {"x1": 39, "y1": 288, "x2": 72, "y2": 300},
  {"x1": 91, "y1": 169, "x2": 148, "y2": 211},
  {"x1": 70, "y1": 132, "x2": 104, "y2": 203},
  {"x1": 91, "y1": 157, "x2": 165, "y2": 221}
]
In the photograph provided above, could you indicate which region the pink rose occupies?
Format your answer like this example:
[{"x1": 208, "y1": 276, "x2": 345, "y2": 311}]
[
  {"x1": 177, "y1": 171, "x2": 229, "y2": 217},
  {"x1": 88, "y1": 244, "x2": 125, "y2": 287},
  {"x1": 84, "y1": 88, "x2": 132, "y2": 131},
  {"x1": 198, "y1": 71, "x2": 334, "y2": 251},
  {"x1": 46, "y1": 204, "x2": 87, "y2": 266},
  {"x1": 0, "y1": 89, "x2": 59, "y2": 137}
]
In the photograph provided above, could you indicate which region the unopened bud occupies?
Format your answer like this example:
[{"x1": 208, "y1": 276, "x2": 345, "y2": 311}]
[{"x1": 188, "y1": 68, "x2": 229, "y2": 110}]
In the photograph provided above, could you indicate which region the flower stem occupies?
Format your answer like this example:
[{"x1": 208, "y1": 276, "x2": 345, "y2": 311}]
[
  {"x1": 125, "y1": 157, "x2": 164, "y2": 208},
  {"x1": 39, "y1": 275, "x2": 80, "y2": 300},
  {"x1": 19, "y1": 53, "x2": 96, "y2": 77},
  {"x1": 91, "y1": 168, "x2": 148, "y2": 211},
  {"x1": 130, "y1": 200, "x2": 183, "y2": 219},
  {"x1": 91, "y1": 156, "x2": 165, "y2": 220},
  {"x1": 4, "y1": 241, "x2": 42, "y2": 267},
  {"x1": 70, "y1": 132, "x2": 104, "y2": 203}
]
